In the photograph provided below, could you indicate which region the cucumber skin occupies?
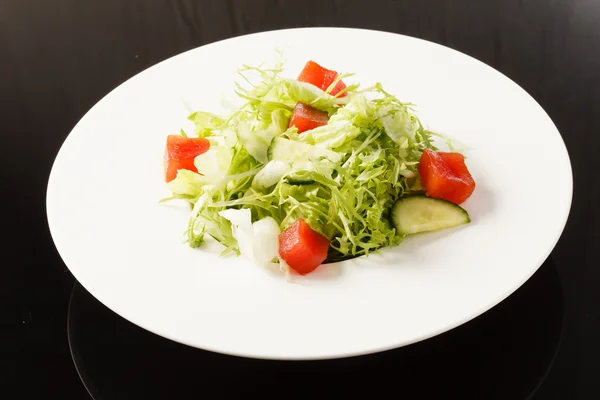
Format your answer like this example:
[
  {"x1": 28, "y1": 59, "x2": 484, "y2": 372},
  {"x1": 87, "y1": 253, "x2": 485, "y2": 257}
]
[
  {"x1": 391, "y1": 195, "x2": 470, "y2": 235},
  {"x1": 286, "y1": 177, "x2": 316, "y2": 185}
]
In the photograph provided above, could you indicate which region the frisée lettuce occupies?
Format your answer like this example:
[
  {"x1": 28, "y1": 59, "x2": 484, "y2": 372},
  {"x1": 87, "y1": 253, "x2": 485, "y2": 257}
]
[{"x1": 163, "y1": 55, "x2": 455, "y2": 270}]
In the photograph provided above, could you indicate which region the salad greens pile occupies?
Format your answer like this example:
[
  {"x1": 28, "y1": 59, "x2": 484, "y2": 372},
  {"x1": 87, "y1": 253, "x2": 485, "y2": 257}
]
[{"x1": 164, "y1": 55, "x2": 438, "y2": 262}]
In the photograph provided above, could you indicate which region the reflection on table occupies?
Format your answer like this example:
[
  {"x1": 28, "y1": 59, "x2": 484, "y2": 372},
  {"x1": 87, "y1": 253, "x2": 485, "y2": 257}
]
[{"x1": 68, "y1": 258, "x2": 562, "y2": 400}]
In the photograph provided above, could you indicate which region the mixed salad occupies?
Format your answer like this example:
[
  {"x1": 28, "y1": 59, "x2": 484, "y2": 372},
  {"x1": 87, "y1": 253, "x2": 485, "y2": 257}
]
[{"x1": 162, "y1": 56, "x2": 476, "y2": 276}]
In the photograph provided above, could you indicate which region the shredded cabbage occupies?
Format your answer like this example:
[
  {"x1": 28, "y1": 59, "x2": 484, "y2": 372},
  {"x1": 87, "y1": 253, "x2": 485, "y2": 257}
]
[{"x1": 164, "y1": 55, "x2": 437, "y2": 262}]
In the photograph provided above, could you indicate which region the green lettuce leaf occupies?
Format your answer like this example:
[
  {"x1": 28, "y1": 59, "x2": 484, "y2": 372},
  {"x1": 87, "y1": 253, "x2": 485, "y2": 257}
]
[{"x1": 163, "y1": 55, "x2": 444, "y2": 260}]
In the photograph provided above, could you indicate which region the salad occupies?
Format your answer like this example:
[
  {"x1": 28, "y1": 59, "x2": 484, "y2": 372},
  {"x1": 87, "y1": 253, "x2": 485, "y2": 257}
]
[{"x1": 162, "y1": 56, "x2": 476, "y2": 276}]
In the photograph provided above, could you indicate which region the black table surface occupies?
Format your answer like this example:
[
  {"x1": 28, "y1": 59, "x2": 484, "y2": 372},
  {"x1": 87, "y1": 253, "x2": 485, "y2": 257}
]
[{"x1": 2, "y1": 1, "x2": 599, "y2": 399}]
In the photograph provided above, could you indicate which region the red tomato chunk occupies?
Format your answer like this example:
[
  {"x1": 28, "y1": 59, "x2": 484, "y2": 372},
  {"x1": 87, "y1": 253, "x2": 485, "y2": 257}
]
[
  {"x1": 417, "y1": 149, "x2": 476, "y2": 204},
  {"x1": 288, "y1": 102, "x2": 329, "y2": 133},
  {"x1": 279, "y1": 219, "x2": 330, "y2": 275},
  {"x1": 297, "y1": 60, "x2": 347, "y2": 97},
  {"x1": 164, "y1": 135, "x2": 210, "y2": 182}
]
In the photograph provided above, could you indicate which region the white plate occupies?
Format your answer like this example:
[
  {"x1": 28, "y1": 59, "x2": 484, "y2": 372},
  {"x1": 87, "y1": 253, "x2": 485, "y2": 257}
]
[{"x1": 47, "y1": 28, "x2": 572, "y2": 360}]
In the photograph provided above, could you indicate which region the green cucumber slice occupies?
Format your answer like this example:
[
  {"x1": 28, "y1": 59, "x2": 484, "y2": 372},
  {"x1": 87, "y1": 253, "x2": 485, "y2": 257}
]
[{"x1": 391, "y1": 195, "x2": 471, "y2": 235}]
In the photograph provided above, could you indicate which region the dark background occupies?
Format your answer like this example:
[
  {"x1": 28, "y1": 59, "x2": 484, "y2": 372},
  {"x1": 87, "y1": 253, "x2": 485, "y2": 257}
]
[{"x1": 2, "y1": 0, "x2": 598, "y2": 398}]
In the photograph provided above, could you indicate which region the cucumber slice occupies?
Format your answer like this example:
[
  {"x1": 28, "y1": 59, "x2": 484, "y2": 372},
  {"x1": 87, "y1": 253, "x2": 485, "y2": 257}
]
[
  {"x1": 268, "y1": 137, "x2": 342, "y2": 164},
  {"x1": 391, "y1": 195, "x2": 470, "y2": 235}
]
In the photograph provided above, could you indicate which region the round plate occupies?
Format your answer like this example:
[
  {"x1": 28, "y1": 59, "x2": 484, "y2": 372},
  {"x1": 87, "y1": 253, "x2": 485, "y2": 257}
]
[{"x1": 47, "y1": 28, "x2": 572, "y2": 360}]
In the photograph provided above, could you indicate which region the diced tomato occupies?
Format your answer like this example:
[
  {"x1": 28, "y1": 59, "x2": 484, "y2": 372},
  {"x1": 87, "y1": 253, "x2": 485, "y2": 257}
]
[
  {"x1": 297, "y1": 60, "x2": 347, "y2": 97},
  {"x1": 279, "y1": 219, "x2": 330, "y2": 275},
  {"x1": 164, "y1": 135, "x2": 210, "y2": 182},
  {"x1": 288, "y1": 102, "x2": 329, "y2": 133},
  {"x1": 417, "y1": 149, "x2": 476, "y2": 204}
]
